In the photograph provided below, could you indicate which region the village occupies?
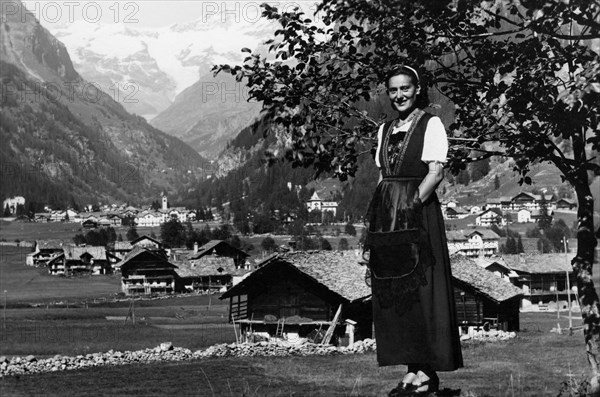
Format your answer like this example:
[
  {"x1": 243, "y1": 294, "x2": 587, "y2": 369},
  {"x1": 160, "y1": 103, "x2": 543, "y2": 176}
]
[{"x1": 2, "y1": 186, "x2": 581, "y2": 348}]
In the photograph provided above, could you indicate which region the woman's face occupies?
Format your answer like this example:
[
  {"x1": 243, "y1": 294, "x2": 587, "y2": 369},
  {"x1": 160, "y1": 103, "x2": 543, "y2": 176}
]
[{"x1": 387, "y1": 74, "x2": 420, "y2": 114}]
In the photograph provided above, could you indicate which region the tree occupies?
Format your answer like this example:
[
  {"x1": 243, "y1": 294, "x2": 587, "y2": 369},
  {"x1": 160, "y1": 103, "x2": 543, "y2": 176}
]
[
  {"x1": 338, "y1": 237, "x2": 349, "y2": 251},
  {"x1": 15, "y1": 203, "x2": 25, "y2": 217},
  {"x1": 537, "y1": 197, "x2": 553, "y2": 231},
  {"x1": 253, "y1": 213, "x2": 277, "y2": 234},
  {"x1": 261, "y1": 236, "x2": 278, "y2": 252},
  {"x1": 538, "y1": 236, "x2": 553, "y2": 254},
  {"x1": 160, "y1": 219, "x2": 186, "y2": 248},
  {"x1": 517, "y1": 236, "x2": 524, "y2": 254},
  {"x1": 490, "y1": 224, "x2": 505, "y2": 237},
  {"x1": 73, "y1": 233, "x2": 86, "y2": 246},
  {"x1": 494, "y1": 175, "x2": 500, "y2": 191},
  {"x1": 3, "y1": 204, "x2": 10, "y2": 217},
  {"x1": 126, "y1": 226, "x2": 139, "y2": 241},
  {"x1": 470, "y1": 157, "x2": 490, "y2": 182},
  {"x1": 456, "y1": 169, "x2": 470, "y2": 186},
  {"x1": 546, "y1": 218, "x2": 573, "y2": 251},
  {"x1": 505, "y1": 236, "x2": 518, "y2": 254},
  {"x1": 319, "y1": 237, "x2": 332, "y2": 250},
  {"x1": 344, "y1": 222, "x2": 357, "y2": 236},
  {"x1": 228, "y1": 235, "x2": 243, "y2": 250},
  {"x1": 216, "y1": 1, "x2": 600, "y2": 386}
]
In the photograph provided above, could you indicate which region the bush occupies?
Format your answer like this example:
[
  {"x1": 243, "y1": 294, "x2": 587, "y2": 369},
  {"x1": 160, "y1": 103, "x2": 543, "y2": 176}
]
[
  {"x1": 261, "y1": 237, "x2": 277, "y2": 252},
  {"x1": 338, "y1": 238, "x2": 349, "y2": 251},
  {"x1": 320, "y1": 237, "x2": 332, "y2": 250},
  {"x1": 344, "y1": 222, "x2": 356, "y2": 236}
]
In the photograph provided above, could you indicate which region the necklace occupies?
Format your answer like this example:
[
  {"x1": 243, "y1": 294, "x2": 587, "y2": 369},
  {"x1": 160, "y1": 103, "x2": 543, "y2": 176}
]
[{"x1": 392, "y1": 108, "x2": 419, "y2": 132}]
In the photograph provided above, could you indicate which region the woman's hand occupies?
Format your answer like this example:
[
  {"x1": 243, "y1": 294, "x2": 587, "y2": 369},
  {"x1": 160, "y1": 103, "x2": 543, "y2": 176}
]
[{"x1": 418, "y1": 161, "x2": 444, "y2": 202}]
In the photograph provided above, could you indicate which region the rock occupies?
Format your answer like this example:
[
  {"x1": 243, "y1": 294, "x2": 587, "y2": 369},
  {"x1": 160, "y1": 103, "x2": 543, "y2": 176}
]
[{"x1": 160, "y1": 342, "x2": 173, "y2": 352}]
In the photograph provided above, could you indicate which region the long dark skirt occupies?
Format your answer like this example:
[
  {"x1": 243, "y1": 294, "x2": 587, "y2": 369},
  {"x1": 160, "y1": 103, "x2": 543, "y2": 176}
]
[{"x1": 366, "y1": 179, "x2": 463, "y2": 371}]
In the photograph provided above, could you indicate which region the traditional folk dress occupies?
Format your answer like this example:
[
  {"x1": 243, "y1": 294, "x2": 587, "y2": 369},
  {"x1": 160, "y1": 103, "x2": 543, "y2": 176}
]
[{"x1": 364, "y1": 109, "x2": 463, "y2": 371}]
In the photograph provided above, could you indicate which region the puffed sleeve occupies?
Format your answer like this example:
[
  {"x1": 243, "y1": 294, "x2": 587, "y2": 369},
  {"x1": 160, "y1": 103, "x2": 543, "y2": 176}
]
[
  {"x1": 421, "y1": 116, "x2": 448, "y2": 163},
  {"x1": 374, "y1": 124, "x2": 385, "y2": 168}
]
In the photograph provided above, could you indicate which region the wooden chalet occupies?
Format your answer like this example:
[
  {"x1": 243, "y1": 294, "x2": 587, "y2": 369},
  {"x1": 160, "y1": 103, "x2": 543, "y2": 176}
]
[
  {"x1": 555, "y1": 198, "x2": 577, "y2": 210},
  {"x1": 475, "y1": 208, "x2": 504, "y2": 227},
  {"x1": 118, "y1": 247, "x2": 177, "y2": 295},
  {"x1": 444, "y1": 206, "x2": 470, "y2": 219},
  {"x1": 221, "y1": 251, "x2": 372, "y2": 342},
  {"x1": 189, "y1": 240, "x2": 250, "y2": 268},
  {"x1": 502, "y1": 253, "x2": 576, "y2": 311},
  {"x1": 82, "y1": 219, "x2": 98, "y2": 229},
  {"x1": 446, "y1": 229, "x2": 500, "y2": 257},
  {"x1": 451, "y1": 255, "x2": 523, "y2": 332},
  {"x1": 47, "y1": 246, "x2": 116, "y2": 275}
]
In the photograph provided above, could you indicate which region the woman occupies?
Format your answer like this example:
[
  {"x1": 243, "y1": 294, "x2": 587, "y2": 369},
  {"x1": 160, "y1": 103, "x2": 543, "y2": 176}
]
[{"x1": 364, "y1": 65, "x2": 463, "y2": 396}]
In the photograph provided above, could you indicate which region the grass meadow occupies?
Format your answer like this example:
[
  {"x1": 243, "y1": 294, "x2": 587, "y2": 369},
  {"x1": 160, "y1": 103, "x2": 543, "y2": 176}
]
[{"x1": 0, "y1": 313, "x2": 591, "y2": 396}]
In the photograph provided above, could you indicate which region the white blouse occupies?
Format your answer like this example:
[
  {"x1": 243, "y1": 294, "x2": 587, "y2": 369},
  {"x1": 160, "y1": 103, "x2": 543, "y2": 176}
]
[{"x1": 374, "y1": 116, "x2": 448, "y2": 168}]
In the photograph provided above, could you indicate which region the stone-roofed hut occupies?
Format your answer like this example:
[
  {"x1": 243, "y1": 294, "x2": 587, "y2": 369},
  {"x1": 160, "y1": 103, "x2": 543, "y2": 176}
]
[
  {"x1": 110, "y1": 241, "x2": 133, "y2": 261},
  {"x1": 130, "y1": 235, "x2": 162, "y2": 249},
  {"x1": 502, "y1": 253, "x2": 576, "y2": 311},
  {"x1": 221, "y1": 250, "x2": 372, "y2": 342},
  {"x1": 172, "y1": 255, "x2": 245, "y2": 293},
  {"x1": 451, "y1": 254, "x2": 523, "y2": 332},
  {"x1": 189, "y1": 240, "x2": 249, "y2": 268}
]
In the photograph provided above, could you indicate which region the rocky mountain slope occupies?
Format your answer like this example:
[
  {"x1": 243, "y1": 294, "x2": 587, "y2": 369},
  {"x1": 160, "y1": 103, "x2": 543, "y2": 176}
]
[
  {"x1": 150, "y1": 72, "x2": 262, "y2": 159},
  {"x1": 0, "y1": 1, "x2": 207, "y2": 208}
]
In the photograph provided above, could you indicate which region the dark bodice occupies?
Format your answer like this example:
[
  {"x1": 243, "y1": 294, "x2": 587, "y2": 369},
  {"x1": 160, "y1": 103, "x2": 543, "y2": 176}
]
[{"x1": 378, "y1": 111, "x2": 433, "y2": 179}]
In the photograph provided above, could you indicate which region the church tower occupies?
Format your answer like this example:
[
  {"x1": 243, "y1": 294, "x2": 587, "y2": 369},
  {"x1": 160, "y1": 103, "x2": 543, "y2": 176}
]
[{"x1": 161, "y1": 193, "x2": 168, "y2": 210}]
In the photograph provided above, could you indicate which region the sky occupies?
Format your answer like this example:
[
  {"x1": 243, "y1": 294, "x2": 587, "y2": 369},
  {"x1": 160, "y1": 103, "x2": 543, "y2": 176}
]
[{"x1": 19, "y1": 0, "x2": 320, "y2": 29}]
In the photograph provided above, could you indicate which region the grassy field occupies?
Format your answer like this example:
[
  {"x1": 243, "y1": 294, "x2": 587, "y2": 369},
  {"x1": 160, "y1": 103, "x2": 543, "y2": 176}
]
[
  {"x1": 0, "y1": 219, "x2": 165, "y2": 243},
  {"x1": 0, "y1": 313, "x2": 591, "y2": 396},
  {"x1": 0, "y1": 246, "x2": 121, "y2": 304}
]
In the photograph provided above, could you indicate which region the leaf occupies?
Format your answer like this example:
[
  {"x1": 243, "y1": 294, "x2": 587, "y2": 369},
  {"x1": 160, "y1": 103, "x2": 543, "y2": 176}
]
[{"x1": 241, "y1": 48, "x2": 251, "y2": 53}]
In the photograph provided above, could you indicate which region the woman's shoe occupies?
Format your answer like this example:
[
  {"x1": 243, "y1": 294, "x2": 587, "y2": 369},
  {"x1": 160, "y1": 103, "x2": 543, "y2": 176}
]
[
  {"x1": 411, "y1": 371, "x2": 439, "y2": 395},
  {"x1": 388, "y1": 372, "x2": 418, "y2": 396}
]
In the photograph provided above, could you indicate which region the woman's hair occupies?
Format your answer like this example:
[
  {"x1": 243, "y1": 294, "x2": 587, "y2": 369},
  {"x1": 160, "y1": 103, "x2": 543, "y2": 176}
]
[{"x1": 385, "y1": 65, "x2": 430, "y2": 109}]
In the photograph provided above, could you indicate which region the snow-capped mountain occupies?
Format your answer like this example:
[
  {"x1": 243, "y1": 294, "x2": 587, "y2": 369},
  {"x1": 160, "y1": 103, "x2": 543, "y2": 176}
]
[{"x1": 46, "y1": 16, "x2": 276, "y2": 119}]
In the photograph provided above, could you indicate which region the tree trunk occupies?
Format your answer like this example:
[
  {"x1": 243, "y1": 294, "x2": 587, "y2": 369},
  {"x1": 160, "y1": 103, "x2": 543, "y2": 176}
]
[{"x1": 573, "y1": 179, "x2": 600, "y2": 396}]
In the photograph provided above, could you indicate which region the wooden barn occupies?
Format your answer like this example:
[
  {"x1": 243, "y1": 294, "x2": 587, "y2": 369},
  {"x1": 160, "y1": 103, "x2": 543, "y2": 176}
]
[
  {"x1": 450, "y1": 254, "x2": 523, "y2": 332},
  {"x1": 189, "y1": 240, "x2": 249, "y2": 268},
  {"x1": 118, "y1": 247, "x2": 177, "y2": 295},
  {"x1": 220, "y1": 251, "x2": 372, "y2": 343}
]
